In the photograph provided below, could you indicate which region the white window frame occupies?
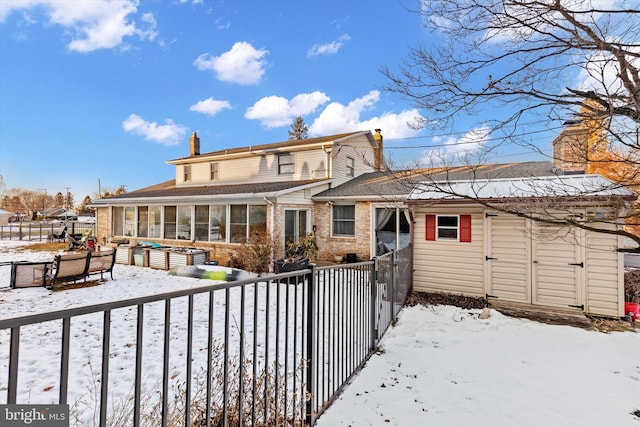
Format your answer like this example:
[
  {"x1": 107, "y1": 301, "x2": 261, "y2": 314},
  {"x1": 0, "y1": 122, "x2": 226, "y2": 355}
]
[
  {"x1": 183, "y1": 165, "x2": 192, "y2": 182},
  {"x1": 436, "y1": 215, "x2": 459, "y2": 240},
  {"x1": 346, "y1": 156, "x2": 355, "y2": 177},
  {"x1": 210, "y1": 162, "x2": 219, "y2": 181}
]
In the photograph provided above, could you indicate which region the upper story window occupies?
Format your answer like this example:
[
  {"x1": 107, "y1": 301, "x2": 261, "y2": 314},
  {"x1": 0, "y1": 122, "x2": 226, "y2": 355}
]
[
  {"x1": 346, "y1": 156, "x2": 355, "y2": 177},
  {"x1": 210, "y1": 162, "x2": 219, "y2": 181},
  {"x1": 278, "y1": 153, "x2": 294, "y2": 175},
  {"x1": 183, "y1": 165, "x2": 192, "y2": 182}
]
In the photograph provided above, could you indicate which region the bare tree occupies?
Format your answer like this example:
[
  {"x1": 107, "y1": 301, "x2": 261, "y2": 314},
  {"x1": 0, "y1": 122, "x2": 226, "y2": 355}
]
[
  {"x1": 382, "y1": 0, "x2": 640, "y2": 249},
  {"x1": 288, "y1": 116, "x2": 309, "y2": 140}
]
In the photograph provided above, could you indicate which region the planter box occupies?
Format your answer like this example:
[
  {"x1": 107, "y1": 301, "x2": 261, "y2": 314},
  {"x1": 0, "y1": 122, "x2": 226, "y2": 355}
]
[
  {"x1": 148, "y1": 248, "x2": 169, "y2": 270},
  {"x1": 275, "y1": 257, "x2": 309, "y2": 273},
  {"x1": 115, "y1": 246, "x2": 133, "y2": 265},
  {"x1": 168, "y1": 250, "x2": 209, "y2": 269}
]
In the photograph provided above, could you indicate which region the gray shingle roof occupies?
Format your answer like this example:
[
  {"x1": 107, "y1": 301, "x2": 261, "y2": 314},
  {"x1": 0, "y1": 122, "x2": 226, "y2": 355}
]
[
  {"x1": 169, "y1": 131, "x2": 365, "y2": 162},
  {"x1": 94, "y1": 179, "x2": 327, "y2": 203}
]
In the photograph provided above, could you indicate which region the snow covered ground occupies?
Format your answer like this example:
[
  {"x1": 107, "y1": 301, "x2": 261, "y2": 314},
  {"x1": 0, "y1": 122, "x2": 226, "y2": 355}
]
[
  {"x1": 316, "y1": 305, "x2": 640, "y2": 427},
  {"x1": 1, "y1": 240, "x2": 639, "y2": 426}
]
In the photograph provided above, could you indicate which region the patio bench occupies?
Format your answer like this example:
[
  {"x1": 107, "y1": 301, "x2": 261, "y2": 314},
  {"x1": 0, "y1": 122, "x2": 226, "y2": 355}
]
[
  {"x1": 86, "y1": 249, "x2": 117, "y2": 280},
  {"x1": 46, "y1": 253, "x2": 92, "y2": 290},
  {"x1": 8, "y1": 250, "x2": 118, "y2": 291}
]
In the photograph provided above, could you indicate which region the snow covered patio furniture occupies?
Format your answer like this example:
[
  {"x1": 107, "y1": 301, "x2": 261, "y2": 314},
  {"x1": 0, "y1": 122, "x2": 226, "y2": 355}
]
[
  {"x1": 10, "y1": 261, "x2": 52, "y2": 288},
  {"x1": 45, "y1": 253, "x2": 91, "y2": 290},
  {"x1": 86, "y1": 249, "x2": 117, "y2": 281}
]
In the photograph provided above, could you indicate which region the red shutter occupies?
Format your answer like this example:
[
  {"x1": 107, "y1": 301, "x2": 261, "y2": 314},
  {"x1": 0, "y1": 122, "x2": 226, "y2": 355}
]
[
  {"x1": 425, "y1": 215, "x2": 436, "y2": 241},
  {"x1": 460, "y1": 214, "x2": 472, "y2": 242}
]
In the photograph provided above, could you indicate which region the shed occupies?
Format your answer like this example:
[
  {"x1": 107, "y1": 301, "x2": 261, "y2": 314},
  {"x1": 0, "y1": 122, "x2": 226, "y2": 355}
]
[{"x1": 407, "y1": 174, "x2": 636, "y2": 318}]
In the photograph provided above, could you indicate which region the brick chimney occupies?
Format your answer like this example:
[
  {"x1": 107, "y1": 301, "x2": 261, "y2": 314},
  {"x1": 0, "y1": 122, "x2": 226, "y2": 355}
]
[
  {"x1": 552, "y1": 121, "x2": 588, "y2": 174},
  {"x1": 190, "y1": 132, "x2": 200, "y2": 156},
  {"x1": 373, "y1": 128, "x2": 383, "y2": 171}
]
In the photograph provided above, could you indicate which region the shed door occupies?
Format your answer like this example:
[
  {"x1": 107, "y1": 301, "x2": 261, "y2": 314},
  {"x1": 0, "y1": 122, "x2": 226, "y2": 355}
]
[
  {"x1": 532, "y1": 222, "x2": 584, "y2": 309},
  {"x1": 486, "y1": 212, "x2": 584, "y2": 310},
  {"x1": 485, "y1": 213, "x2": 530, "y2": 303}
]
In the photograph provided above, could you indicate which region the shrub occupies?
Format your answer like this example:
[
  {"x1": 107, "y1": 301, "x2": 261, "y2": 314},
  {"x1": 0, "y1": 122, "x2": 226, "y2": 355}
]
[
  {"x1": 625, "y1": 269, "x2": 640, "y2": 302},
  {"x1": 227, "y1": 232, "x2": 277, "y2": 274},
  {"x1": 285, "y1": 233, "x2": 318, "y2": 261}
]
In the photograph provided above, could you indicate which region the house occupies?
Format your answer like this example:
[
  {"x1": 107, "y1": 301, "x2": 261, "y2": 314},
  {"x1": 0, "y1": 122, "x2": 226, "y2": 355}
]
[
  {"x1": 91, "y1": 130, "x2": 385, "y2": 263},
  {"x1": 44, "y1": 208, "x2": 78, "y2": 222},
  {"x1": 92, "y1": 126, "x2": 636, "y2": 318},
  {"x1": 318, "y1": 160, "x2": 635, "y2": 318}
]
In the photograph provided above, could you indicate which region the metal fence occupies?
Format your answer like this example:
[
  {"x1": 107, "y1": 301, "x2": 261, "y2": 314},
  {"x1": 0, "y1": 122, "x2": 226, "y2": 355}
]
[
  {"x1": 0, "y1": 246, "x2": 412, "y2": 426},
  {"x1": 0, "y1": 222, "x2": 96, "y2": 241}
]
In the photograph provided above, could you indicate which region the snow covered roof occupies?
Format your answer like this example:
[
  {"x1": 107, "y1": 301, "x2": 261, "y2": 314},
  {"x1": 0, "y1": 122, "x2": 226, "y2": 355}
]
[{"x1": 407, "y1": 174, "x2": 635, "y2": 202}]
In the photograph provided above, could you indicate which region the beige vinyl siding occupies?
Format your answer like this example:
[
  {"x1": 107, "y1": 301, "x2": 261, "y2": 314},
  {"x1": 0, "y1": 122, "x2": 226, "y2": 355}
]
[
  {"x1": 176, "y1": 150, "x2": 330, "y2": 185},
  {"x1": 331, "y1": 136, "x2": 377, "y2": 185},
  {"x1": 279, "y1": 185, "x2": 328, "y2": 205},
  {"x1": 486, "y1": 214, "x2": 530, "y2": 303},
  {"x1": 531, "y1": 222, "x2": 584, "y2": 309},
  {"x1": 584, "y1": 224, "x2": 623, "y2": 317},
  {"x1": 413, "y1": 207, "x2": 484, "y2": 296}
]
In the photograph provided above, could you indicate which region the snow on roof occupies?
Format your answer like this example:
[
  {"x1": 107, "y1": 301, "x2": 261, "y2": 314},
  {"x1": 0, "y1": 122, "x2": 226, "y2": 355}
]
[{"x1": 407, "y1": 174, "x2": 635, "y2": 201}]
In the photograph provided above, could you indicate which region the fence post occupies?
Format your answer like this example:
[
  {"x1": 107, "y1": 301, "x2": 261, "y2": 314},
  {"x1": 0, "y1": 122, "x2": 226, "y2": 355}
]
[
  {"x1": 369, "y1": 258, "x2": 377, "y2": 351},
  {"x1": 390, "y1": 251, "x2": 396, "y2": 318},
  {"x1": 305, "y1": 265, "x2": 316, "y2": 425}
]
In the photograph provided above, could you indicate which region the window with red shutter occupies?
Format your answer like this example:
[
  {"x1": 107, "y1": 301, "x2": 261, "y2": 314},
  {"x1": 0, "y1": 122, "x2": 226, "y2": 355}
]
[
  {"x1": 425, "y1": 214, "x2": 472, "y2": 242},
  {"x1": 425, "y1": 214, "x2": 436, "y2": 240},
  {"x1": 460, "y1": 214, "x2": 472, "y2": 242}
]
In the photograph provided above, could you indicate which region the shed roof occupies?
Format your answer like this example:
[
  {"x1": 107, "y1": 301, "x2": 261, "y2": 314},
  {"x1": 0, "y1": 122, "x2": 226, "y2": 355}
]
[{"x1": 407, "y1": 174, "x2": 635, "y2": 203}]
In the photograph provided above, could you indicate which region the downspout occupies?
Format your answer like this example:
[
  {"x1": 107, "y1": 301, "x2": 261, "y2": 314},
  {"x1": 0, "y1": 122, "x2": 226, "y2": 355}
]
[
  {"x1": 323, "y1": 145, "x2": 332, "y2": 179},
  {"x1": 264, "y1": 197, "x2": 276, "y2": 269}
]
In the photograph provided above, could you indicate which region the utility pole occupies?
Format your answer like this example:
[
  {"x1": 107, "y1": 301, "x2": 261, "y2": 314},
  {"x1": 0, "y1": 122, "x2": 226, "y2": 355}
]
[{"x1": 64, "y1": 187, "x2": 71, "y2": 222}]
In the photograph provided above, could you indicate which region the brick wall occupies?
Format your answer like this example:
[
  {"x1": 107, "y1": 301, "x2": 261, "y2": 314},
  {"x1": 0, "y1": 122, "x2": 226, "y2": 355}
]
[
  {"x1": 552, "y1": 126, "x2": 589, "y2": 173},
  {"x1": 314, "y1": 201, "x2": 372, "y2": 262}
]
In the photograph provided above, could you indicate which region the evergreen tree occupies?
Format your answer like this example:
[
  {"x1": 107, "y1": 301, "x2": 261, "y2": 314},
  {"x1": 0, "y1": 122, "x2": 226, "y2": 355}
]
[
  {"x1": 288, "y1": 116, "x2": 309, "y2": 140},
  {"x1": 78, "y1": 195, "x2": 93, "y2": 213}
]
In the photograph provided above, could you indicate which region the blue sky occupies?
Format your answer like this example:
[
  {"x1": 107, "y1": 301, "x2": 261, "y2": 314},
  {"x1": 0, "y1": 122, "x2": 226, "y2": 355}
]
[{"x1": 0, "y1": 0, "x2": 552, "y2": 201}]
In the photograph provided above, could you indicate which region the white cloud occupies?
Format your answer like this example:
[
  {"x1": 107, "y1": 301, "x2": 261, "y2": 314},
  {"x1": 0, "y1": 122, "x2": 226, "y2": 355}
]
[
  {"x1": 244, "y1": 91, "x2": 330, "y2": 128},
  {"x1": 194, "y1": 42, "x2": 268, "y2": 85},
  {"x1": 190, "y1": 97, "x2": 232, "y2": 116},
  {"x1": 122, "y1": 114, "x2": 187, "y2": 146},
  {"x1": 0, "y1": 0, "x2": 157, "y2": 52},
  {"x1": 305, "y1": 90, "x2": 424, "y2": 140},
  {"x1": 307, "y1": 34, "x2": 351, "y2": 58}
]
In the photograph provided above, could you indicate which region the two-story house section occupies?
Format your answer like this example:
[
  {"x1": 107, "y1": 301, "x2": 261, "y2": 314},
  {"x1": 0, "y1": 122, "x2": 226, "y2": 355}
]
[{"x1": 91, "y1": 129, "x2": 384, "y2": 262}]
